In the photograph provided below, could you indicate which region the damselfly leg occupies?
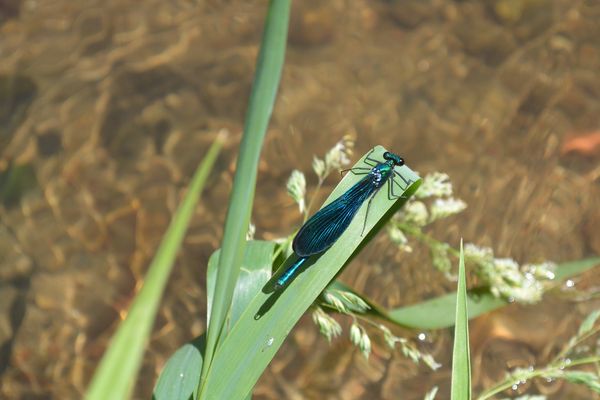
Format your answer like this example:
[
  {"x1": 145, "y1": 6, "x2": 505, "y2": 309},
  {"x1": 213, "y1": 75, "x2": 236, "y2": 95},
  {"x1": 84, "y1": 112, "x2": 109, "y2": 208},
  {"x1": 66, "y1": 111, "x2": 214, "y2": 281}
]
[
  {"x1": 340, "y1": 166, "x2": 371, "y2": 177},
  {"x1": 363, "y1": 148, "x2": 379, "y2": 167},
  {"x1": 361, "y1": 185, "x2": 382, "y2": 236}
]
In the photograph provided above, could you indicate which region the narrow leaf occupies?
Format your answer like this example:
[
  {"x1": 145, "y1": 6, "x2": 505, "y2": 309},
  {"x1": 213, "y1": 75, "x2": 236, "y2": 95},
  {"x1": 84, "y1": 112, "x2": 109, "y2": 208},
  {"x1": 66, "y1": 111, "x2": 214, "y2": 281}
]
[
  {"x1": 86, "y1": 134, "x2": 225, "y2": 400},
  {"x1": 199, "y1": 0, "x2": 291, "y2": 395},
  {"x1": 451, "y1": 239, "x2": 471, "y2": 400}
]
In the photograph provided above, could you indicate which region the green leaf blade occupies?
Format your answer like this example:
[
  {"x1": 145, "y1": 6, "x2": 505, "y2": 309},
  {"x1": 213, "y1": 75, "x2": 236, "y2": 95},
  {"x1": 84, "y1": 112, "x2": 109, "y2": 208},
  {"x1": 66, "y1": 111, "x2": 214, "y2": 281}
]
[
  {"x1": 199, "y1": 1, "x2": 291, "y2": 394},
  {"x1": 153, "y1": 335, "x2": 206, "y2": 400},
  {"x1": 451, "y1": 239, "x2": 471, "y2": 400},
  {"x1": 86, "y1": 134, "x2": 225, "y2": 400},
  {"x1": 153, "y1": 240, "x2": 274, "y2": 400},
  {"x1": 207, "y1": 241, "x2": 276, "y2": 329}
]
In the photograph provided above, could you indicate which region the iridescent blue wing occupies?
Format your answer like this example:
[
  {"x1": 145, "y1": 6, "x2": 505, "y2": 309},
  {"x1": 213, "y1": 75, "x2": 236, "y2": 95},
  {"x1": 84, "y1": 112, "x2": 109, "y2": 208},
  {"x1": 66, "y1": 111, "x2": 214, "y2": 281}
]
[{"x1": 292, "y1": 176, "x2": 377, "y2": 257}]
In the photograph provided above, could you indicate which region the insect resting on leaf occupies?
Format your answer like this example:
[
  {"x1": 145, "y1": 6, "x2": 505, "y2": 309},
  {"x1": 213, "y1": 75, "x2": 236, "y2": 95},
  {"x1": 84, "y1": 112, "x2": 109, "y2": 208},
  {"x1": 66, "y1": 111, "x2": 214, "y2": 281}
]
[{"x1": 274, "y1": 149, "x2": 411, "y2": 289}]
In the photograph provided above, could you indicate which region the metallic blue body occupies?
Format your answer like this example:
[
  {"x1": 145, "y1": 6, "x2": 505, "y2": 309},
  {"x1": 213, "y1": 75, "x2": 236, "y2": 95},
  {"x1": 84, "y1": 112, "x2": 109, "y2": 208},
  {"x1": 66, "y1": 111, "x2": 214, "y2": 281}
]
[{"x1": 275, "y1": 151, "x2": 405, "y2": 289}]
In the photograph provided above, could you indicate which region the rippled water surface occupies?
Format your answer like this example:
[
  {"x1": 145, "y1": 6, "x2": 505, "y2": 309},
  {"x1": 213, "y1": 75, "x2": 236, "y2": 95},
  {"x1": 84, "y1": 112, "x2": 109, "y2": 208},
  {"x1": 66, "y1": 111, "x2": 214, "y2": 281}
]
[{"x1": 1, "y1": 0, "x2": 600, "y2": 399}]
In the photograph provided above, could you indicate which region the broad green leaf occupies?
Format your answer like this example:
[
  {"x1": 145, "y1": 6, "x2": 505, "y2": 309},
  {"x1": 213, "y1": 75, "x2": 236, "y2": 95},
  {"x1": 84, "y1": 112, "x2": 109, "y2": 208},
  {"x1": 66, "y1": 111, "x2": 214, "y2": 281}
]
[
  {"x1": 388, "y1": 289, "x2": 505, "y2": 330},
  {"x1": 86, "y1": 134, "x2": 225, "y2": 400},
  {"x1": 153, "y1": 240, "x2": 274, "y2": 400},
  {"x1": 229, "y1": 242, "x2": 276, "y2": 326},
  {"x1": 153, "y1": 335, "x2": 205, "y2": 400},
  {"x1": 207, "y1": 241, "x2": 275, "y2": 330},
  {"x1": 199, "y1": 1, "x2": 291, "y2": 395},
  {"x1": 451, "y1": 240, "x2": 471, "y2": 400},
  {"x1": 202, "y1": 146, "x2": 421, "y2": 400}
]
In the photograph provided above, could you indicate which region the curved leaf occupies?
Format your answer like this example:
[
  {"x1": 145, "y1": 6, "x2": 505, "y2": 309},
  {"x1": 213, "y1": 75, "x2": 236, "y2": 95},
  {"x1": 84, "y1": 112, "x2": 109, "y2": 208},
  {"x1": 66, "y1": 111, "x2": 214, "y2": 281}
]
[{"x1": 153, "y1": 335, "x2": 206, "y2": 400}]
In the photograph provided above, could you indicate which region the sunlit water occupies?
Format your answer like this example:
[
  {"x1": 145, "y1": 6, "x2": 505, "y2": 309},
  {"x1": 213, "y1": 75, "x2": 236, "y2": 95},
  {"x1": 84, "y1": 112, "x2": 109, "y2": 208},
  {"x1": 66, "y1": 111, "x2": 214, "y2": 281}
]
[{"x1": 1, "y1": 0, "x2": 599, "y2": 398}]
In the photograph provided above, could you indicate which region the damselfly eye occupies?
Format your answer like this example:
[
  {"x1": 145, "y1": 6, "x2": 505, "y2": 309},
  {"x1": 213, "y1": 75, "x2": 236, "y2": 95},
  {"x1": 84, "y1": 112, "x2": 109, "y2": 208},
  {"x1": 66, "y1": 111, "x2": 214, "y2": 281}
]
[{"x1": 383, "y1": 151, "x2": 404, "y2": 166}]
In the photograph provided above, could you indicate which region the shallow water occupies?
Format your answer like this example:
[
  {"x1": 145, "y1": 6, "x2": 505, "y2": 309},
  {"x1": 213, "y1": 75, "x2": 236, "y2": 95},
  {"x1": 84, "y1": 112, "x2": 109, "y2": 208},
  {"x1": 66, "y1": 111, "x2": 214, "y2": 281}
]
[{"x1": 1, "y1": 0, "x2": 599, "y2": 399}]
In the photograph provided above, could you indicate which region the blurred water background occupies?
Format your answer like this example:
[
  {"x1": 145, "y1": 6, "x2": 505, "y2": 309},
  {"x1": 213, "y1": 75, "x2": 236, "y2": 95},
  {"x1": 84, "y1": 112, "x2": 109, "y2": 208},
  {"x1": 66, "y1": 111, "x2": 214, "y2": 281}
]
[{"x1": 1, "y1": 0, "x2": 600, "y2": 398}]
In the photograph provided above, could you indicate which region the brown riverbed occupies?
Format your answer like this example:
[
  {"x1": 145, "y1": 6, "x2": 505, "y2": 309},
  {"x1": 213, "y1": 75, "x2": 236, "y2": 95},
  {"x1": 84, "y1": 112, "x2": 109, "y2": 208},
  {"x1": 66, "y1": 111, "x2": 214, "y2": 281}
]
[{"x1": 1, "y1": 0, "x2": 600, "y2": 399}]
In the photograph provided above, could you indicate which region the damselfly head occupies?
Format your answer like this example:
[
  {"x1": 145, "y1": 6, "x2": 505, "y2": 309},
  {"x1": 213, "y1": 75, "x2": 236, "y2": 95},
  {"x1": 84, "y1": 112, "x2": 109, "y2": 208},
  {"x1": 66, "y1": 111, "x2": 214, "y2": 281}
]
[{"x1": 383, "y1": 151, "x2": 405, "y2": 167}]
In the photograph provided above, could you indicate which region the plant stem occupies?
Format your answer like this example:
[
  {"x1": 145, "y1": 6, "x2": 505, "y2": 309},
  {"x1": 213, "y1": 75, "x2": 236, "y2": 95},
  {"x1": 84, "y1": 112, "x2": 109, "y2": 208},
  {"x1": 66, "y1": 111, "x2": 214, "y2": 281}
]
[
  {"x1": 396, "y1": 222, "x2": 461, "y2": 258},
  {"x1": 476, "y1": 352, "x2": 600, "y2": 399},
  {"x1": 305, "y1": 176, "x2": 325, "y2": 220}
]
